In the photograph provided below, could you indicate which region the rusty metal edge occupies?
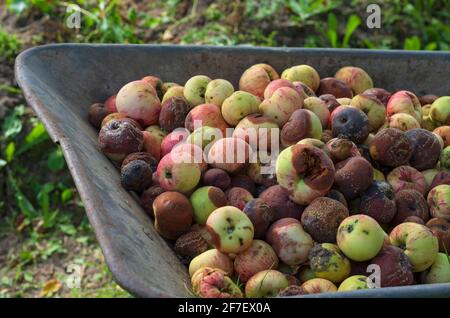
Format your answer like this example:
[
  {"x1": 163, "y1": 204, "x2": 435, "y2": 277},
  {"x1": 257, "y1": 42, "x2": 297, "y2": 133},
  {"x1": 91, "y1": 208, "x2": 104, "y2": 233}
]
[{"x1": 14, "y1": 44, "x2": 450, "y2": 298}]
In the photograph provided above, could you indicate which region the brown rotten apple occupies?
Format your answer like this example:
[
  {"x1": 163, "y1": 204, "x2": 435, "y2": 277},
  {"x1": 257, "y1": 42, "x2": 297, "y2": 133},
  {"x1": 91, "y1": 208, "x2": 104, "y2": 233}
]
[
  {"x1": 390, "y1": 189, "x2": 429, "y2": 226},
  {"x1": 370, "y1": 245, "x2": 414, "y2": 287},
  {"x1": 153, "y1": 191, "x2": 193, "y2": 240},
  {"x1": 281, "y1": 109, "x2": 323, "y2": 147},
  {"x1": 405, "y1": 128, "x2": 442, "y2": 170},
  {"x1": 140, "y1": 185, "x2": 164, "y2": 217},
  {"x1": 325, "y1": 138, "x2": 360, "y2": 163},
  {"x1": 88, "y1": 103, "x2": 112, "y2": 128},
  {"x1": 334, "y1": 157, "x2": 374, "y2": 200},
  {"x1": 120, "y1": 159, "x2": 153, "y2": 193},
  {"x1": 426, "y1": 218, "x2": 450, "y2": 253},
  {"x1": 230, "y1": 174, "x2": 257, "y2": 195},
  {"x1": 362, "y1": 87, "x2": 391, "y2": 106},
  {"x1": 301, "y1": 197, "x2": 349, "y2": 243},
  {"x1": 202, "y1": 168, "x2": 231, "y2": 191},
  {"x1": 98, "y1": 119, "x2": 143, "y2": 162},
  {"x1": 316, "y1": 77, "x2": 353, "y2": 98},
  {"x1": 360, "y1": 181, "x2": 396, "y2": 224},
  {"x1": 369, "y1": 128, "x2": 413, "y2": 167},
  {"x1": 258, "y1": 185, "x2": 305, "y2": 220},
  {"x1": 226, "y1": 187, "x2": 254, "y2": 210},
  {"x1": 174, "y1": 231, "x2": 208, "y2": 261},
  {"x1": 158, "y1": 96, "x2": 190, "y2": 133},
  {"x1": 243, "y1": 199, "x2": 275, "y2": 238}
]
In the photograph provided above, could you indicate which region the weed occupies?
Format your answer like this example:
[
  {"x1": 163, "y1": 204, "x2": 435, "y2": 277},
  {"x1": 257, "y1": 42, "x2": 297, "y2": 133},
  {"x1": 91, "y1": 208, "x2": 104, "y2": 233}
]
[{"x1": 0, "y1": 27, "x2": 21, "y2": 61}]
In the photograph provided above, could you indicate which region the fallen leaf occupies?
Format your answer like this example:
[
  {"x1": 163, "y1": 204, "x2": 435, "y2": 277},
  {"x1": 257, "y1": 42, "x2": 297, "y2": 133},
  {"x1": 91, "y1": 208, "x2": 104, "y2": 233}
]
[
  {"x1": 39, "y1": 279, "x2": 61, "y2": 297},
  {"x1": 162, "y1": 29, "x2": 174, "y2": 41},
  {"x1": 15, "y1": 214, "x2": 28, "y2": 232}
]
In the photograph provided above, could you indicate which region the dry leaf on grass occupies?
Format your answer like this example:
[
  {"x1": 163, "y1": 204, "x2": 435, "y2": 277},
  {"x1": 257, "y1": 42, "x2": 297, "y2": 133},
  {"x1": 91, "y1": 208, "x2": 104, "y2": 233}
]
[{"x1": 39, "y1": 279, "x2": 61, "y2": 297}]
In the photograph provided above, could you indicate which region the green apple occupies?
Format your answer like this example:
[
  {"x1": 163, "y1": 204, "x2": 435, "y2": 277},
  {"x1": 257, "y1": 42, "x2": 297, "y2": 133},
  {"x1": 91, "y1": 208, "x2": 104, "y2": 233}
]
[
  {"x1": 183, "y1": 75, "x2": 211, "y2": 106},
  {"x1": 205, "y1": 79, "x2": 235, "y2": 107},
  {"x1": 309, "y1": 243, "x2": 351, "y2": 283},
  {"x1": 430, "y1": 96, "x2": 450, "y2": 125},
  {"x1": 440, "y1": 146, "x2": 450, "y2": 170},
  {"x1": 186, "y1": 126, "x2": 222, "y2": 150},
  {"x1": 298, "y1": 266, "x2": 316, "y2": 283},
  {"x1": 336, "y1": 215, "x2": 385, "y2": 261},
  {"x1": 188, "y1": 249, "x2": 233, "y2": 277},
  {"x1": 162, "y1": 86, "x2": 185, "y2": 104},
  {"x1": 335, "y1": 66, "x2": 373, "y2": 95},
  {"x1": 206, "y1": 206, "x2": 254, "y2": 254},
  {"x1": 389, "y1": 222, "x2": 439, "y2": 272},
  {"x1": 190, "y1": 186, "x2": 227, "y2": 225},
  {"x1": 303, "y1": 97, "x2": 330, "y2": 129},
  {"x1": 221, "y1": 91, "x2": 260, "y2": 126},
  {"x1": 245, "y1": 270, "x2": 289, "y2": 298},
  {"x1": 281, "y1": 65, "x2": 320, "y2": 91},
  {"x1": 338, "y1": 275, "x2": 370, "y2": 291},
  {"x1": 421, "y1": 253, "x2": 450, "y2": 284},
  {"x1": 423, "y1": 168, "x2": 439, "y2": 189},
  {"x1": 373, "y1": 168, "x2": 385, "y2": 181}
]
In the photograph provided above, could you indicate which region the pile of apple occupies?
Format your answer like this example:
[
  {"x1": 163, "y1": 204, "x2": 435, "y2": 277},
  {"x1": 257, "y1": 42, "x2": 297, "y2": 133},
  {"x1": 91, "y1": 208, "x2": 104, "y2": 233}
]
[{"x1": 88, "y1": 62, "x2": 450, "y2": 298}]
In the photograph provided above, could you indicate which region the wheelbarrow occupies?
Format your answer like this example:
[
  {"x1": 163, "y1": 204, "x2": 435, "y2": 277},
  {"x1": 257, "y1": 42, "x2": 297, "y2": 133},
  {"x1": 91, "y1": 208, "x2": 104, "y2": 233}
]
[{"x1": 15, "y1": 44, "x2": 450, "y2": 297}]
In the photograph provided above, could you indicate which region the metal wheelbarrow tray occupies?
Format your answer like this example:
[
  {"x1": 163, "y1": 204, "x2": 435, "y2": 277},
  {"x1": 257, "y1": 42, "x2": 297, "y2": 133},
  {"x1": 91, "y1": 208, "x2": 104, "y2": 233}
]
[{"x1": 15, "y1": 44, "x2": 450, "y2": 298}]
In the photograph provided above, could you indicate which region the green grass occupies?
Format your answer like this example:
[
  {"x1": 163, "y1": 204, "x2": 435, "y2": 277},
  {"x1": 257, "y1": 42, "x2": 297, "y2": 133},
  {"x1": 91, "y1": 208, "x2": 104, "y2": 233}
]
[
  {"x1": 3, "y1": 0, "x2": 449, "y2": 49},
  {"x1": 0, "y1": 27, "x2": 21, "y2": 60}
]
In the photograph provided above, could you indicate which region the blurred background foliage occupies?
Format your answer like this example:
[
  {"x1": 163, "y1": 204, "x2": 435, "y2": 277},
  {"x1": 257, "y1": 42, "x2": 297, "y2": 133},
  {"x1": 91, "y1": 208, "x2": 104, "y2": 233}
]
[
  {"x1": 2, "y1": 0, "x2": 449, "y2": 49},
  {"x1": 0, "y1": 0, "x2": 449, "y2": 297}
]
